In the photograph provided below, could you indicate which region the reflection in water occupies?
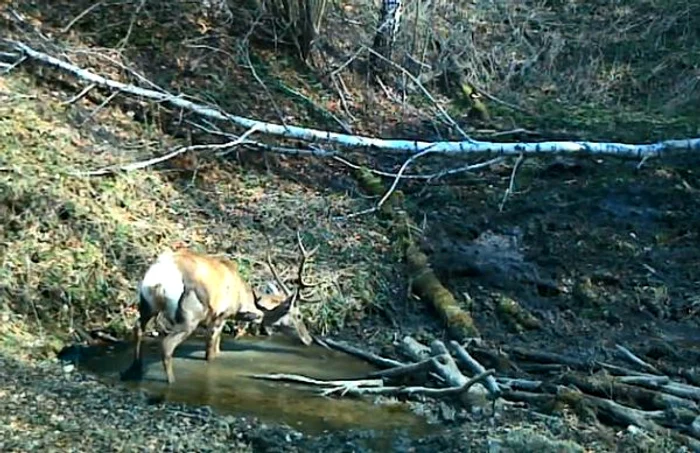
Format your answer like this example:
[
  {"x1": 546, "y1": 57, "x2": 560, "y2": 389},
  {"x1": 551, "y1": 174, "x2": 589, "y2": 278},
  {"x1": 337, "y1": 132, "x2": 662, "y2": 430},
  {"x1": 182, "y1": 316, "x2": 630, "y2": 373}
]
[{"x1": 72, "y1": 334, "x2": 436, "y2": 437}]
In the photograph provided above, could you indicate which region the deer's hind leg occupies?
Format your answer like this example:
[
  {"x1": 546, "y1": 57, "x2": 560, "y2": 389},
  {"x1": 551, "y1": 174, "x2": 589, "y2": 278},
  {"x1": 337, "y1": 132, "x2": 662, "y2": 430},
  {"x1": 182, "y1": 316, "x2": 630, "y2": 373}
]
[
  {"x1": 161, "y1": 289, "x2": 205, "y2": 384},
  {"x1": 120, "y1": 293, "x2": 155, "y2": 381}
]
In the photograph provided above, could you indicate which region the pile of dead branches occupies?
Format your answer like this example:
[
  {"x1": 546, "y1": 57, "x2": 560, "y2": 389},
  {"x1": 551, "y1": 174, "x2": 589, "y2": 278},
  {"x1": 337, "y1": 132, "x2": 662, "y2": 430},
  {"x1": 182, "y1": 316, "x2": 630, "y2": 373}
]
[
  {"x1": 253, "y1": 336, "x2": 700, "y2": 450},
  {"x1": 253, "y1": 336, "x2": 498, "y2": 405}
]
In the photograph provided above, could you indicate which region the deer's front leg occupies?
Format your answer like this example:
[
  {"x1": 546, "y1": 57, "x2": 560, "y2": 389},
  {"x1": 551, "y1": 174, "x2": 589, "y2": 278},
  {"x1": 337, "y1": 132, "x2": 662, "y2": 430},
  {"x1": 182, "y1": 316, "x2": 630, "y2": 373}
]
[{"x1": 205, "y1": 314, "x2": 227, "y2": 361}]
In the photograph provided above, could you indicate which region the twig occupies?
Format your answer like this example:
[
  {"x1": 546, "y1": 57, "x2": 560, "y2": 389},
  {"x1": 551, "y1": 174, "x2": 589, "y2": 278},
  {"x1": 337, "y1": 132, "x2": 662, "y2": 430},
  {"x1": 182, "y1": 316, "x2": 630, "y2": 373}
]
[
  {"x1": 615, "y1": 344, "x2": 662, "y2": 375},
  {"x1": 331, "y1": 155, "x2": 503, "y2": 180},
  {"x1": 378, "y1": 146, "x2": 439, "y2": 203},
  {"x1": 473, "y1": 85, "x2": 532, "y2": 115},
  {"x1": 78, "y1": 89, "x2": 120, "y2": 127},
  {"x1": 1, "y1": 55, "x2": 26, "y2": 74},
  {"x1": 73, "y1": 125, "x2": 260, "y2": 176},
  {"x1": 117, "y1": 0, "x2": 146, "y2": 50},
  {"x1": 344, "y1": 145, "x2": 437, "y2": 219},
  {"x1": 330, "y1": 46, "x2": 366, "y2": 77},
  {"x1": 499, "y1": 153, "x2": 524, "y2": 212},
  {"x1": 596, "y1": 361, "x2": 660, "y2": 377},
  {"x1": 330, "y1": 74, "x2": 355, "y2": 122},
  {"x1": 241, "y1": 47, "x2": 287, "y2": 127},
  {"x1": 61, "y1": 1, "x2": 105, "y2": 33},
  {"x1": 216, "y1": 124, "x2": 262, "y2": 156},
  {"x1": 280, "y1": 83, "x2": 353, "y2": 134},
  {"x1": 485, "y1": 128, "x2": 538, "y2": 138},
  {"x1": 61, "y1": 83, "x2": 96, "y2": 105},
  {"x1": 66, "y1": 49, "x2": 167, "y2": 94},
  {"x1": 428, "y1": 157, "x2": 505, "y2": 182},
  {"x1": 321, "y1": 338, "x2": 405, "y2": 369}
]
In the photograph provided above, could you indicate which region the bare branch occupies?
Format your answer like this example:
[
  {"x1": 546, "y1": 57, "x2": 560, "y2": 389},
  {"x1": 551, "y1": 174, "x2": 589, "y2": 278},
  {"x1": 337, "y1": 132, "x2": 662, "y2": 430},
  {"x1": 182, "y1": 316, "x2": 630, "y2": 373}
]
[
  {"x1": 77, "y1": 89, "x2": 120, "y2": 127},
  {"x1": 367, "y1": 355, "x2": 438, "y2": 379},
  {"x1": 249, "y1": 373, "x2": 384, "y2": 388},
  {"x1": 331, "y1": 155, "x2": 503, "y2": 180},
  {"x1": 321, "y1": 338, "x2": 406, "y2": 369},
  {"x1": 344, "y1": 145, "x2": 438, "y2": 219},
  {"x1": 61, "y1": 83, "x2": 97, "y2": 105},
  {"x1": 73, "y1": 124, "x2": 261, "y2": 176},
  {"x1": 323, "y1": 370, "x2": 495, "y2": 398},
  {"x1": 1, "y1": 55, "x2": 26, "y2": 74},
  {"x1": 61, "y1": 1, "x2": 105, "y2": 34},
  {"x1": 363, "y1": 45, "x2": 471, "y2": 140},
  {"x1": 499, "y1": 153, "x2": 525, "y2": 212}
]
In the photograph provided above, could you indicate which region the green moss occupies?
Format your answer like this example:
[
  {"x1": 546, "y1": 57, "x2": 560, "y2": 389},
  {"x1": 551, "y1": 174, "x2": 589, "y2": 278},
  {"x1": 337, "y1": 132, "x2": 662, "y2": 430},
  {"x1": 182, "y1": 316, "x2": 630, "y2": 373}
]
[
  {"x1": 496, "y1": 295, "x2": 542, "y2": 332},
  {"x1": 352, "y1": 163, "x2": 479, "y2": 339}
]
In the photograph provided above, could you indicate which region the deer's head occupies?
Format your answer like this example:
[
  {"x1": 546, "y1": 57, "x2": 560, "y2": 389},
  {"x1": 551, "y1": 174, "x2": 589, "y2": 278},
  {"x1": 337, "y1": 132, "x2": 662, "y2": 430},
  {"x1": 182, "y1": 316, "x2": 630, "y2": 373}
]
[{"x1": 255, "y1": 231, "x2": 319, "y2": 347}]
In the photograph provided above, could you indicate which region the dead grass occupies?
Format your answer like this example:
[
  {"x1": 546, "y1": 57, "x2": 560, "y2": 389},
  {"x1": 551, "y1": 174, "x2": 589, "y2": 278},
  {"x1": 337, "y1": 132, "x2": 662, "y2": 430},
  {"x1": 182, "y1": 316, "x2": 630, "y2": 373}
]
[{"x1": 0, "y1": 73, "x2": 396, "y2": 343}]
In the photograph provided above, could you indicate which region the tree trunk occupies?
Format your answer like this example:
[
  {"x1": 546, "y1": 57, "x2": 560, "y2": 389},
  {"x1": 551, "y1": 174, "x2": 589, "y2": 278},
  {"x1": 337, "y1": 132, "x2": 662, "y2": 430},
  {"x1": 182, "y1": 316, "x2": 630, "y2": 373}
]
[{"x1": 370, "y1": 0, "x2": 404, "y2": 73}]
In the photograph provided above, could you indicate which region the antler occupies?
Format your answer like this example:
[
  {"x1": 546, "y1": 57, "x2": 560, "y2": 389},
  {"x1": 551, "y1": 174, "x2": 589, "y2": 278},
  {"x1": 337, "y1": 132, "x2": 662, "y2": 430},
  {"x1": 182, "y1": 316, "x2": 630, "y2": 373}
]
[
  {"x1": 265, "y1": 231, "x2": 319, "y2": 302},
  {"x1": 295, "y1": 231, "x2": 319, "y2": 290},
  {"x1": 266, "y1": 250, "x2": 292, "y2": 296}
]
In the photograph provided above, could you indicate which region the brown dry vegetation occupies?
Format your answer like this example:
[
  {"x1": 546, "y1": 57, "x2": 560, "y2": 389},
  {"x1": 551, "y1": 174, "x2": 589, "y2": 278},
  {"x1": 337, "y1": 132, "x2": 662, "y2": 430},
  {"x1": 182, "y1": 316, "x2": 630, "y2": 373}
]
[{"x1": 1, "y1": 0, "x2": 700, "y2": 451}]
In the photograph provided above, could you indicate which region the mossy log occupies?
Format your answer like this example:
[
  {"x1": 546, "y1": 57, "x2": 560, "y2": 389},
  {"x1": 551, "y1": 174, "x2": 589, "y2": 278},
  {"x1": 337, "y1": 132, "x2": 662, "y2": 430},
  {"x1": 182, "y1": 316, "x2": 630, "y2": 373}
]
[
  {"x1": 354, "y1": 167, "x2": 479, "y2": 340},
  {"x1": 406, "y1": 244, "x2": 478, "y2": 339}
]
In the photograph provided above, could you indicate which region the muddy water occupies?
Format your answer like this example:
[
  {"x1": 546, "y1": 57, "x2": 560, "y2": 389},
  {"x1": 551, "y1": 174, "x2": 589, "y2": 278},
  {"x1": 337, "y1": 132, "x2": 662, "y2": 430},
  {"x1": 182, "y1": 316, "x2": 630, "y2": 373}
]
[{"x1": 71, "y1": 334, "x2": 436, "y2": 438}]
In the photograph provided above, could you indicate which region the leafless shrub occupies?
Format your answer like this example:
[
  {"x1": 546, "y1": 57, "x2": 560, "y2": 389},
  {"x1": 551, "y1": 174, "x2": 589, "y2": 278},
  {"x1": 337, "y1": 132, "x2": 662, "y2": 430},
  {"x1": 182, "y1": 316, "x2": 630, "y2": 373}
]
[{"x1": 354, "y1": 0, "x2": 700, "y2": 115}]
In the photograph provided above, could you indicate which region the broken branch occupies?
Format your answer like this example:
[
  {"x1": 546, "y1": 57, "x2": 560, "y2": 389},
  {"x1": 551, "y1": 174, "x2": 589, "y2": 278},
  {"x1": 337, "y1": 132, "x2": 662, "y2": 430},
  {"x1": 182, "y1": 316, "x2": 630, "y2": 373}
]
[
  {"x1": 449, "y1": 340, "x2": 501, "y2": 398},
  {"x1": 321, "y1": 338, "x2": 405, "y2": 369}
]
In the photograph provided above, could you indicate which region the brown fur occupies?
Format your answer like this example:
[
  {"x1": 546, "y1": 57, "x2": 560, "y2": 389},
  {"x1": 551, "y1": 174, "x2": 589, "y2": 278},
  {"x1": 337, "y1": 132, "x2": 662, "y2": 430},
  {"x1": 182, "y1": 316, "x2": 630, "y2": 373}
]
[{"x1": 121, "y1": 248, "x2": 311, "y2": 385}]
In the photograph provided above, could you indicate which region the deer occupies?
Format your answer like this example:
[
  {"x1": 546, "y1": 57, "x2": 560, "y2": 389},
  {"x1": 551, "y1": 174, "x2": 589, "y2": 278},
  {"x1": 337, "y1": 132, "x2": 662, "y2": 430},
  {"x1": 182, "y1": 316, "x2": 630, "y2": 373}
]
[{"x1": 120, "y1": 235, "x2": 317, "y2": 384}]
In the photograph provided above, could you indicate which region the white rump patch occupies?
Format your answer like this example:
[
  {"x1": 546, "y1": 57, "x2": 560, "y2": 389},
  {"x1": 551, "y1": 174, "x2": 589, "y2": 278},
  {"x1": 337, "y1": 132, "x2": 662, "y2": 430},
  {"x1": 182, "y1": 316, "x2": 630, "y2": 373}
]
[{"x1": 139, "y1": 251, "x2": 185, "y2": 322}]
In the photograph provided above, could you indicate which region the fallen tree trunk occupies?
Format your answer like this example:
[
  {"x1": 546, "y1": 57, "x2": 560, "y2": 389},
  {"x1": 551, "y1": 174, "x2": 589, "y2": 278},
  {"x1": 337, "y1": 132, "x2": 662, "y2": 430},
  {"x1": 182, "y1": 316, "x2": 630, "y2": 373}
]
[{"x1": 4, "y1": 40, "x2": 700, "y2": 158}]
